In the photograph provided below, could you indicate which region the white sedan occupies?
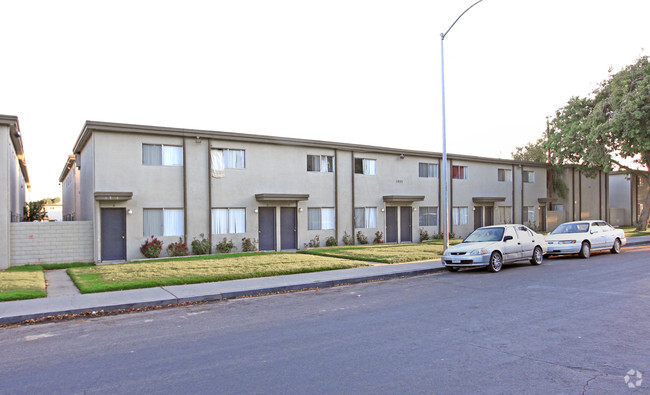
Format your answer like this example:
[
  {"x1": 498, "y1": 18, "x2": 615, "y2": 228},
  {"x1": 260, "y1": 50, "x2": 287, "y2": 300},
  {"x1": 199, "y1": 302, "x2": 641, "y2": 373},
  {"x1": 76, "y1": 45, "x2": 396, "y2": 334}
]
[{"x1": 545, "y1": 220, "x2": 626, "y2": 258}]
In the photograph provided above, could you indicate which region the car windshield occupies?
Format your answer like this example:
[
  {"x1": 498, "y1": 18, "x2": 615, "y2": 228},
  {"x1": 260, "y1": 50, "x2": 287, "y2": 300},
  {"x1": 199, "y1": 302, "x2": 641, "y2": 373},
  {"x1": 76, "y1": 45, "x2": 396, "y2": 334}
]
[
  {"x1": 464, "y1": 227, "x2": 505, "y2": 242},
  {"x1": 551, "y1": 222, "x2": 589, "y2": 234}
]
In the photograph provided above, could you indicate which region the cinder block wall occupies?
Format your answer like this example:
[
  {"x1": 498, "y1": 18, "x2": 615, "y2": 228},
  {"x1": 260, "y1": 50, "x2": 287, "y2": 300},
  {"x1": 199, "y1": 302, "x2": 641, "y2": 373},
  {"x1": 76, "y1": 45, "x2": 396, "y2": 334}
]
[{"x1": 9, "y1": 222, "x2": 94, "y2": 266}]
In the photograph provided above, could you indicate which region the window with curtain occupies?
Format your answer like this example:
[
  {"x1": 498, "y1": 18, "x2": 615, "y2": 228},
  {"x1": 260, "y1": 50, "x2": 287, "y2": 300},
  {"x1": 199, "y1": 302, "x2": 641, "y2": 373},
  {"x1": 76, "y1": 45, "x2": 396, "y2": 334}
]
[
  {"x1": 452, "y1": 207, "x2": 468, "y2": 225},
  {"x1": 211, "y1": 148, "x2": 246, "y2": 174},
  {"x1": 498, "y1": 168, "x2": 512, "y2": 182},
  {"x1": 143, "y1": 208, "x2": 184, "y2": 236},
  {"x1": 308, "y1": 208, "x2": 335, "y2": 230},
  {"x1": 523, "y1": 170, "x2": 535, "y2": 183},
  {"x1": 354, "y1": 207, "x2": 377, "y2": 228},
  {"x1": 524, "y1": 206, "x2": 536, "y2": 223},
  {"x1": 419, "y1": 207, "x2": 438, "y2": 226},
  {"x1": 142, "y1": 144, "x2": 183, "y2": 166},
  {"x1": 452, "y1": 166, "x2": 468, "y2": 179},
  {"x1": 212, "y1": 208, "x2": 246, "y2": 234},
  {"x1": 418, "y1": 163, "x2": 438, "y2": 178},
  {"x1": 498, "y1": 206, "x2": 513, "y2": 224},
  {"x1": 307, "y1": 155, "x2": 334, "y2": 172},
  {"x1": 354, "y1": 158, "x2": 376, "y2": 175}
]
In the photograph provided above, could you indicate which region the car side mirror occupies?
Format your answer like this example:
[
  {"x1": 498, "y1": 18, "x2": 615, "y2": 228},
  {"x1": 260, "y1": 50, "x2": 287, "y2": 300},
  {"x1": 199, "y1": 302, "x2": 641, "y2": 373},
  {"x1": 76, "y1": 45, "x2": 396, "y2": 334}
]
[{"x1": 503, "y1": 235, "x2": 513, "y2": 241}]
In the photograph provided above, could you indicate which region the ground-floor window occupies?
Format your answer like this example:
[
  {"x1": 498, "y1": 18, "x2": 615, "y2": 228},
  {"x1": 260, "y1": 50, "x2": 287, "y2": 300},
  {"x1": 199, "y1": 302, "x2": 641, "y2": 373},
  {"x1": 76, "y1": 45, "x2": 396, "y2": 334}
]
[
  {"x1": 419, "y1": 206, "x2": 438, "y2": 226},
  {"x1": 212, "y1": 208, "x2": 246, "y2": 234},
  {"x1": 143, "y1": 208, "x2": 184, "y2": 236},
  {"x1": 308, "y1": 208, "x2": 335, "y2": 230},
  {"x1": 524, "y1": 206, "x2": 536, "y2": 224},
  {"x1": 452, "y1": 207, "x2": 468, "y2": 225},
  {"x1": 497, "y1": 206, "x2": 512, "y2": 224},
  {"x1": 354, "y1": 207, "x2": 377, "y2": 228}
]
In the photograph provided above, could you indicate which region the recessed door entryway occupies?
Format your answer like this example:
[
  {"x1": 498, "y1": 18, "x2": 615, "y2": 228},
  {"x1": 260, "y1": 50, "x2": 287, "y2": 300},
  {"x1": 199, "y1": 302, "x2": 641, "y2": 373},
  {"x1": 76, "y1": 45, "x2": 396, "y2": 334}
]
[
  {"x1": 101, "y1": 208, "x2": 126, "y2": 261},
  {"x1": 258, "y1": 207, "x2": 276, "y2": 251},
  {"x1": 386, "y1": 207, "x2": 398, "y2": 243},
  {"x1": 400, "y1": 206, "x2": 412, "y2": 242}
]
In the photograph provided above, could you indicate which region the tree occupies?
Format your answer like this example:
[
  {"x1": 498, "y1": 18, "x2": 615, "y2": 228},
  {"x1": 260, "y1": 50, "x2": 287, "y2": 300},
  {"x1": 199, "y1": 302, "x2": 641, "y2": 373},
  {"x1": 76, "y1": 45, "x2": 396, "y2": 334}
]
[
  {"x1": 22, "y1": 197, "x2": 60, "y2": 222},
  {"x1": 547, "y1": 56, "x2": 650, "y2": 230}
]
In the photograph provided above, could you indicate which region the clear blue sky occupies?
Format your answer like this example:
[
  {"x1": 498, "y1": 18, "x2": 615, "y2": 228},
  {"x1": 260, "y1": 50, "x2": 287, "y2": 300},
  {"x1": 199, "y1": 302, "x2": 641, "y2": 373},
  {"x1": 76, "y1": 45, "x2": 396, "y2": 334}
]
[{"x1": 1, "y1": 0, "x2": 648, "y2": 200}]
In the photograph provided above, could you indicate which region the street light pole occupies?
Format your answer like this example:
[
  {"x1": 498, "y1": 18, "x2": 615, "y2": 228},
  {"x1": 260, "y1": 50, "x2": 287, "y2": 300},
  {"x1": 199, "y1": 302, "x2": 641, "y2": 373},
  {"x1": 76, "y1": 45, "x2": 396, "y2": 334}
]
[{"x1": 440, "y1": 0, "x2": 484, "y2": 251}]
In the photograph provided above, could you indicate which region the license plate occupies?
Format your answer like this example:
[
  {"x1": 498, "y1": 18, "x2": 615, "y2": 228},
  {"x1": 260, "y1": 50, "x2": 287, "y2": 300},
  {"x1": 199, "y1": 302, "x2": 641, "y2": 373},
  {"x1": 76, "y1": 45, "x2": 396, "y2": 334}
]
[{"x1": 452, "y1": 259, "x2": 460, "y2": 264}]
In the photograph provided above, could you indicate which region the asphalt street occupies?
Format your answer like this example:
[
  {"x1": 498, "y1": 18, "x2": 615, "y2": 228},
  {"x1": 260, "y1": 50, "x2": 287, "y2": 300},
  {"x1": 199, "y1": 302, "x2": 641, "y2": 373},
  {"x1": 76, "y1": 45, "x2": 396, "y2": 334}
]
[{"x1": 1, "y1": 244, "x2": 649, "y2": 394}]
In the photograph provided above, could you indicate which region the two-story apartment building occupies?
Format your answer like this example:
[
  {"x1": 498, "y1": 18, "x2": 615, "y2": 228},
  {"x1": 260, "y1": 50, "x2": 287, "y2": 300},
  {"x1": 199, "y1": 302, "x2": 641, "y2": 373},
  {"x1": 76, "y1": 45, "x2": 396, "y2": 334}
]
[
  {"x1": 61, "y1": 120, "x2": 558, "y2": 262},
  {"x1": 1, "y1": 115, "x2": 30, "y2": 269}
]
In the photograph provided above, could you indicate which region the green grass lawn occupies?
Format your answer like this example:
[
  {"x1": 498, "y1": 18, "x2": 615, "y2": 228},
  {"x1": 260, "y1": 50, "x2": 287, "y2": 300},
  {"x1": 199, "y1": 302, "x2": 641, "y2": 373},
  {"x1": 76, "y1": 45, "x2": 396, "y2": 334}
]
[
  {"x1": 299, "y1": 239, "x2": 462, "y2": 264},
  {"x1": 620, "y1": 226, "x2": 650, "y2": 238},
  {"x1": 68, "y1": 253, "x2": 368, "y2": 294},
  {"x1": 0, "y1": 271, "x2": 47, "y2": 302}
]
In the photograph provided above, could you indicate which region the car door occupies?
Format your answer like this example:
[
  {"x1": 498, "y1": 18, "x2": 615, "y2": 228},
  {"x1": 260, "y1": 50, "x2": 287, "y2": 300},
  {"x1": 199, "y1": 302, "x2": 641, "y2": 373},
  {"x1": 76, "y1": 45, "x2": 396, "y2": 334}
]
[
  {"x1": 597, "y1": 222, "x2": 615, "y2": 249},
  {"x1": 589, "y1": 222, "x2": 606, "y2": 249},
  {"x1": 501, "y1": 226, "x2": 521, "y2": 262},
  {"x1": 516, "y1": 226, "x2": 535, "y2": 260}
]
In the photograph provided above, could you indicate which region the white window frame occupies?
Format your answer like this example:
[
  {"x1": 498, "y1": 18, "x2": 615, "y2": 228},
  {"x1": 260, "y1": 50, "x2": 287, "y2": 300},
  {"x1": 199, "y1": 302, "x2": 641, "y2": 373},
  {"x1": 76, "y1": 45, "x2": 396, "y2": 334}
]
[
  {"x1": 452, "y1": 207, "x2": 469, "y2": 225},
  {"x1": 419, "y1": 206, "x2": 438, "y2": 226},
  {"x1": 354, "y1": 207, "x2": 377, "y2": 228},
  {"x1": 452, "y1": 165, "x2": 468, "y2": 180},
  {"x1": 419, "y1": 163, "x2": 438, "y2": 178},
  {"x1": 308, "y1": 207, "x2": 335, "y2": 230},
  {"x1": 142, "y1": 144, "x2": 183, "y2": 166},
  {"x1": 143, "y1": 208, "x2": 184, "y2": 236},
  {"x1": 354, "y1": 158, "x2": 376, "y2": 175},
  {"x1": 523, "y1": 170, "x2": 535, "y2": 183},
  {"x1": 497, "y1": 168, "x2": 512, "y2": 182},
  {"x1": 211, "y1": 208, "x2": 247, "y2": 234},
  {"x1": 307, "y1": 155, "x2": 335, "y2": 173}
]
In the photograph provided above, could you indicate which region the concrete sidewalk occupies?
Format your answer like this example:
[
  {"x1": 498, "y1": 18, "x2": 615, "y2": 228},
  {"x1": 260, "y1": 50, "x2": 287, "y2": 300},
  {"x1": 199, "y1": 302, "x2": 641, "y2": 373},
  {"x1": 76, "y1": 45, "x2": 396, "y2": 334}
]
[{"x1": 2, "y1": 235, "x2": 649, "y2": 326}]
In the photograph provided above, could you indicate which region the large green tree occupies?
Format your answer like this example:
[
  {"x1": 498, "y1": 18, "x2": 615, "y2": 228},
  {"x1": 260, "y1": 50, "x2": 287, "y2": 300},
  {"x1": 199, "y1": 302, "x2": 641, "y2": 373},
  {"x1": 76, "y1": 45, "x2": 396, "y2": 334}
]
[{"x1": 547, "y1": 56, "x2": 650, "y2": 230}]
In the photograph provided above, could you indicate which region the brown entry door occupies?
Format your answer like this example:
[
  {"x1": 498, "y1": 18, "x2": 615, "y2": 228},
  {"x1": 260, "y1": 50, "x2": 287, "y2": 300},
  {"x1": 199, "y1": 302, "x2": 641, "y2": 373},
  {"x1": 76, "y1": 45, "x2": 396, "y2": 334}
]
[
  {"x1": 400, "y1": 206, "x2": 412, "y2": 242},
  {"x1": 101, "y1": 208, "x2": 126, "y2": 261},
  {"x1": 258, "y1": 207, "x2": 276, "y2": 251},
  {"x1": 280, "y1": 207, "x2": 297, "y2": 250}
]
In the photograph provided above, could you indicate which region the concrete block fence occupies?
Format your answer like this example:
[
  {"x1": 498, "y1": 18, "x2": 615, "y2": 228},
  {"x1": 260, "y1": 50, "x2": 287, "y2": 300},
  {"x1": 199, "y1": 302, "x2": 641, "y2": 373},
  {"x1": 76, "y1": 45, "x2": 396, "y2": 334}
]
[{"x1": 9, "y1": 221, "x2": 94, "y2": 266}]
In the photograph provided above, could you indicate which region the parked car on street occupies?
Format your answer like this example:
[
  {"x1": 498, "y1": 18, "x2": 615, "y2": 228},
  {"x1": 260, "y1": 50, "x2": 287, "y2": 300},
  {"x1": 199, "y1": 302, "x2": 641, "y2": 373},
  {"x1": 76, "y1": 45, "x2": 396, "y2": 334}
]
[
  {"x1": 442, "y1": 224, "x2": 547, "y2": 273},
  {"x1": 545, "y1": 220, "x2": 626, "y2": 258}
]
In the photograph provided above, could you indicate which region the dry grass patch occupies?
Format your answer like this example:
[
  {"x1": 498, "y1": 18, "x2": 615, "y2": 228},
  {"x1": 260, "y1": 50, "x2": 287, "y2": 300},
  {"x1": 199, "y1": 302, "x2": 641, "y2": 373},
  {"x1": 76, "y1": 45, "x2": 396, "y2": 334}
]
[
  {"x1": 0, "y1": 271, "x2": 47, "y2": 301},
  {"x1": 300, "y1": 242, "x2": 450, "y2": 263},
  {"x1": 68, "y1": 253, "x2": 367, "y2": 293}
]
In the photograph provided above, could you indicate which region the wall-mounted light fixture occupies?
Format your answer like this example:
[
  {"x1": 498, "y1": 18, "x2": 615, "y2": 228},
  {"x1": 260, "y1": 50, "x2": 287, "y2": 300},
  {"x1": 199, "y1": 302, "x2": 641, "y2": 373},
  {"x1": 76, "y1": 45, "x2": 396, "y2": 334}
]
[
  {"x1": 381, "y1": 208, "x2": 385, "y2": 212},
  {"x1": 254, "y1": 208, "x2": 259, "y2": 213},
  {"x1": 127, "y1": 209, "x2": 133, "y2": 215},
  {"x1": 299, "y1": 208, "x2": 303, "y2": 212},
  {"x1": 195, "y1": 136, "x2": 201, "y2": 144},
  {"x1": 399, "y1": 154, "x2": 405, "y2": 159},
  {"x1": 413, "y1": 207, "x2": 417, "y2": 212}
]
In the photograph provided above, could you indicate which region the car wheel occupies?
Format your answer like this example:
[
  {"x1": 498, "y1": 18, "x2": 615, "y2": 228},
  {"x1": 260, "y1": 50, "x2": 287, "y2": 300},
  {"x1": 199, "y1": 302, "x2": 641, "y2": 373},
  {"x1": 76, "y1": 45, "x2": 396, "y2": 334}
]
[
  {"x1": 578, "y1": 241, "x2": 591, "y2": 259},
  {"x1": 446, "y1": 266, "x2": 459, "y2": 272},
  {"x1": 530, "y1": 246, "x2": 543, "y2": 265},
  {"x1": 487, "y1": 251, "x2": 503, "y2": 273},
  {"x1": 610, "y1": 238, "x2": 621, "y2": 254}
]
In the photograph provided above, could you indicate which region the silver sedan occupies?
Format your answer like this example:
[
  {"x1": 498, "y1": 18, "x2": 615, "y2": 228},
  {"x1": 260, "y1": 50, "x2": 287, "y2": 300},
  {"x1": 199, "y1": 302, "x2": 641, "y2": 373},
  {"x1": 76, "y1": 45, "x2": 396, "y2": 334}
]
[
  {"x1": 442, "y1": 224, "x2": 548, "y2": 273},
  {"x1": 545, "y1": 220, "x2": 626, "y2": 258}
]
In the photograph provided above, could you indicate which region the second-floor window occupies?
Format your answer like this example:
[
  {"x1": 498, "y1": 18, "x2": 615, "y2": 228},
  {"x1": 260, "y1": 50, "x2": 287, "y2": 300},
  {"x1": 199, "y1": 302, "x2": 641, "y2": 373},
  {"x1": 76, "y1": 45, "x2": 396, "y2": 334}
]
[
  {"x1": 452, "y1": 166, "x2": 468, "y2": 179},
  {"x1": 419, "y1": 163, "x2": 438, "y2": 178},
  {"x1": 307, "y1": 155, "x2": 334, "y2": 172},
  {"x1": 523, "y1": 170, "x2": 535, "y2": 183},
  {"x1": 498, "y1": 168, "x2": 512, "y2": 182},
  {"x1": 354, "y1": 158, "x2": 376, "y2": 175},
  {"x1": 142, "y1": 144, "x2": 183, "y2": 166}
]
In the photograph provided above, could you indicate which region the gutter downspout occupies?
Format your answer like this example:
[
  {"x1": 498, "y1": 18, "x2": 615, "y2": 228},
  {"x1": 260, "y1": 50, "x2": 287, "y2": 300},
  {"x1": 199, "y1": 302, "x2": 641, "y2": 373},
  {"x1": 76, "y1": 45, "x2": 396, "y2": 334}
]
[
  {"x1": 207, "y1": 141, "x2": 213, "y2": 253},
  {"x1": 182, "y1": 138, "x2": 188, "y2": 244}
]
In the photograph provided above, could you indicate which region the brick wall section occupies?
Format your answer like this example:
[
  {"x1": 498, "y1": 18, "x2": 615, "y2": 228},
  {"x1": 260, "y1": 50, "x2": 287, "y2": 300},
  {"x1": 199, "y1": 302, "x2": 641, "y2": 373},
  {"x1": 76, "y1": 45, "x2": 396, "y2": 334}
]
[{"x1": 10, "y1": 222, "x2": 94, "y2": 266}]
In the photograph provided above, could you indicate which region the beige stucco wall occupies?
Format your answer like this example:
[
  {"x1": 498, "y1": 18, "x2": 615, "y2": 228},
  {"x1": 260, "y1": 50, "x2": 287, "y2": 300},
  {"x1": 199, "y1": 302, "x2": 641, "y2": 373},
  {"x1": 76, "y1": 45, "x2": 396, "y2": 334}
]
[
  {"x1": 62, "y1": 162, "x2": 81, "y2": 220},
  {"x1": 0, "y1": 125, "x2": 10, "y2": 269},
  {"x1": 10, "y1": 222, "x2": 94, "y2": 266}
]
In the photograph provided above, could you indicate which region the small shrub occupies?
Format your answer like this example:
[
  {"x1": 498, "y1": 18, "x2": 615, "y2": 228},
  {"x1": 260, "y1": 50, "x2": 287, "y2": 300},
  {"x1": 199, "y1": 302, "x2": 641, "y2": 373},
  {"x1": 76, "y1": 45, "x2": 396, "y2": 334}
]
[
  {"x1": 191, "y1": 233, "x2": 211, "y2": 255},
  {"x1": 140, "y1": 237, "x2": 163, "y2": 258},
  {"x1": 167, "y1": 238, "x2": 190, "y2": 257},
  {"x1": 216, "y1": 238, "x2": 236, "y2": 253},
  {"x1": 373, "y1": 231, "x2": 384, "y2": 244},
  {"x1": 419, "y1": 228, "x2": 430, "y2": 242},
  {"x1": 356, "y1": 231, "x2": 369, "y2": 245},
  {"x1": 304, "y1": 235, "x2": 320, "y2": 249},
  {"x1": 342, "y1": 231, "x2": 354, "y2": 246},
  {"x1": 241, "y1": 237, "x2": 258, "y2": 252},
  {"x1": 325, "y1": 236, "x2": 338, "y2": 247},
  {"x1": 433, "y1": 232, "x2": 457, "y2": 240}
]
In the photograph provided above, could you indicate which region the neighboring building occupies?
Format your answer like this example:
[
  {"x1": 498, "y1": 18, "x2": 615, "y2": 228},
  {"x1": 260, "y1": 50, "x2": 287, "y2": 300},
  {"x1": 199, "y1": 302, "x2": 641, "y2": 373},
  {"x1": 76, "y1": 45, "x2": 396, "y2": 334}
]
[
  {"x1": 60, "y1": 120, "x2": 561, "y2": 262},
  {"x1": 43, "y1": 203, "x2": 63, "y2": 221},
  {"x1": 609, "y1": 172, "x2": 650, "y2": 227},
  {"x1": 0, "y1": 115, "x2": 30, "y2": 269}
]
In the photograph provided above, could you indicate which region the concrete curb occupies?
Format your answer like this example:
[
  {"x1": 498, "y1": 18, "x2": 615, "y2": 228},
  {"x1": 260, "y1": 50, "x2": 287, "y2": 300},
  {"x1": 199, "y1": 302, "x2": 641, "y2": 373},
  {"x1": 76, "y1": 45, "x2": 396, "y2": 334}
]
[{"x1": 0, "y1": 265, "x2": 446, "y2": 325}]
